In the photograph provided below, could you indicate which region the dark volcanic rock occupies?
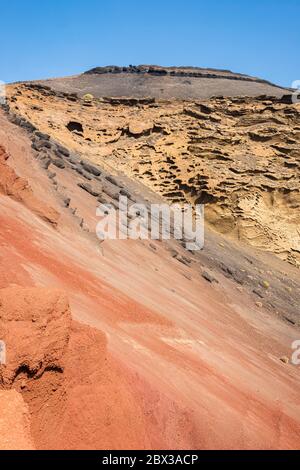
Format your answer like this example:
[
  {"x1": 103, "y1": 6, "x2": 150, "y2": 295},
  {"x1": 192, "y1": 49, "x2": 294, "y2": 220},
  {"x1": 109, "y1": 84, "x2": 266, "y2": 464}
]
[
  {"x1": 77, "y1": 182, "x2": 99, "y2": 197},
  {"x1": 202, "y1": 271, "x2": 218, "y2": 283},
  {"x1": 55, "y1": 144, "x2": 70, "y2": 158},
  {"x1": 81, "y1": 162, "x2": 101, "y2": 177},
  {"x1": 34, "y1": 65, "x2": 288, "y2": 101},
  {"x1": 51, "y1": 159, "x2": 65, "y2": 169}
]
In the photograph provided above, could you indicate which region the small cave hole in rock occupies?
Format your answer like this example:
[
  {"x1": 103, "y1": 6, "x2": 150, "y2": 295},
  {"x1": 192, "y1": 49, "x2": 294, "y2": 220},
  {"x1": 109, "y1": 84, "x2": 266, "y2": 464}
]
[
  {"x1": 195, "y1": 191, "x2": 218, "y2": 205},
  {"x1": 67, "y1": 121, "x2": 84, "y2": 133}
]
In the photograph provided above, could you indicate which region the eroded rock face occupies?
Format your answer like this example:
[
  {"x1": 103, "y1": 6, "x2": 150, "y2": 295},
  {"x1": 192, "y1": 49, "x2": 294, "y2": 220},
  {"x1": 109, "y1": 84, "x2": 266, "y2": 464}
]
[
  {"x1": 0, "y1": 99, "x2": 300, "y2": 450},
  {"x1": 6, "y1": 85, "x2": 300, "y2": 265},
  {"x1": 0, "y1": 288, "x2": 71, "y2": 447},
  {"x1": 128, "y1": 120, "x2": 153, "y2": 137},
  {"x1": 0, "y1": 146, "x2": 59, "y2": 226},
  {"x1": 0, "y1": 287, "x2": 71, "y2": 388},
  {"x1": 0, "y1": 287, "x2": 202, "y2": 450}
]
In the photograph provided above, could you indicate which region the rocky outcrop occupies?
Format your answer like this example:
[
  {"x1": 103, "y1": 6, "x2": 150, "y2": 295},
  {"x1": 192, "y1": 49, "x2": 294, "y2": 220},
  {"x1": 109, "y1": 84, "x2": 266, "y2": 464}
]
[
  {"x1": 7, "y1": 84, "x2": 299, "y2": 265},
  {"x1": 0, "y1": 146, "x2": 59, "y2": 226},
  {"x1": 84, "y1": 65, "x2": 287, "y2": 88},
  {"x1": 0, "y1": 287, "x2": 201, "y2": 450},
  {"x1": 127, "y1": 121, "x2": 154, "y2": 137},
  {"x1": 1, "y1": 92, "x2": 300, "y2": 451},
  {"x1": 0, "y1": 287, "x2": 70, "y2": 447},
  {"x1": 30, "y1": 65, "x2": 288, "y2": 100},
  {"x1": 0, "y1": 287, "x2": 71, "y2": 388}
]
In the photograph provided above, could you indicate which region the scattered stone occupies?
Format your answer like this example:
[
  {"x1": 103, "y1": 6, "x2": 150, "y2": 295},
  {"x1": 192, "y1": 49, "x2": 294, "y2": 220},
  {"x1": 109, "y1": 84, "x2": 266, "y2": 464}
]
[
  {"x1": 149, "y1": 243, "x2": 157, "y2": 252},
  {"x1": 202, "y1": 271, "x2": 218, "y2": 283},
  {"x1": 102, "y1": 182, "x2": 120, "y2": 199},
  {"x1": 81, "y1": 161, "x2": 101, "y2": 177},
  {"x1": 283, "y1": 316, "x2": 296, "y2": 325},
  {"x1": 82, "y1": 93, "x2": 94, "y2": 103},
  {"x1": 260, "y1": 280, "x2": 270, "y2": 289},
  {"x1": 97, "y1": 194, "x2": 109, "y2": 205},
  {"x1": 34, "y1": 131, "x2": 50, "y2": 140},
  {"x1": 119, "y1": 188, "x2": 132, "y2": 199},
  {"x1": 168, "y1": 249, "x2": 178, "y2": 258},
  {"x1": 18, "y1": 118, "x2": 36, "y2": 133},
  {"x1": 55, "y1": 145, "x2": 70, "y2": 158},
  {"x1": 39, "y1": 139, "x2": 52, "y2": 149},
  {"x1": 105, "y1": 175, "x2": 118, "y2": 186},
  {"x1": 76, "y1": 168, "x2": 92, "y2": 180},
  {"x1": 279, "y1": 356, "x2": 289, "y2": 364},
  {"x1": 51, "y1": 159, "x2": 65, "y2": 169},
  {"x1": 232, "y1": 270, "x2": 245, "y2": 285},
  {"x1": 176, "y1": 255, "x2": 192, "y2": 266},
  {"x1": 69, "y1": 156, "x2": 80, "y2": 165},
  {"x1": 47, "y1": 171, "x2": 56, "y2": 180},
  {"x1": 63, "y1": 197, "x2": 71, "y2": 208},
  {"x1": 77, "y1": 182, "x2": 99, "y2": 197},
  {"x1": 39, "y1": 157, "x2": 51, "y2": 170},
  {"x1": 253, "y1": 289, "x2": 265, "y2": 298}
]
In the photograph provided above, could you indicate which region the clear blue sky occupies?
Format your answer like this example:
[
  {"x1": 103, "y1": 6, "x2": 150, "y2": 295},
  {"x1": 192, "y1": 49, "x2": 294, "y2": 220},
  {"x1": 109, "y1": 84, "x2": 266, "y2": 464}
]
[{"x1": 1, "y1": 0, "x2": 299, "y2": 86}]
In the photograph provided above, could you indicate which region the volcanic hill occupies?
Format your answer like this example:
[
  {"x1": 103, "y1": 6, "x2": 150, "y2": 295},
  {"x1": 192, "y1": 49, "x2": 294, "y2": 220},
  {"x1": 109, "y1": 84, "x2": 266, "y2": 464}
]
[{"x1": 0, "y1": 66, "x2": 299, "y2": 450}]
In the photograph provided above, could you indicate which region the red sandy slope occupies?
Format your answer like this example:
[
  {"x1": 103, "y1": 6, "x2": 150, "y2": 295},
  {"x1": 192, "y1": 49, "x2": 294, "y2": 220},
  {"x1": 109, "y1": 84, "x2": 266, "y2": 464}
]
[{"x1": 0, "y1": 111, "x2": 299, "y2": 449}]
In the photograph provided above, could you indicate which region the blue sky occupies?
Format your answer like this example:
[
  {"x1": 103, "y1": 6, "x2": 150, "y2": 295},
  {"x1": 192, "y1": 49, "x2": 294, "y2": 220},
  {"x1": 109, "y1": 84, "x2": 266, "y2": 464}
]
[{"x1": 1, "y1": 0, "x2": 299, "y2": 86}]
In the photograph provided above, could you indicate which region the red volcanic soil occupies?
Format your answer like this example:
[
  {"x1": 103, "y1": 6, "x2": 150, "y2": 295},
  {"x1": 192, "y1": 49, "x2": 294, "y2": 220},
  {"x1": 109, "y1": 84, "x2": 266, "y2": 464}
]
[
  {"x1": 0, "y1": 110, "x2": 299, "y2": 449},
  {"x1": 0, "y1": 146, "x2": 59, "y2": 226},
  {"x1": 0, "y1": 390, "x2": 34, "y2": 450}
]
